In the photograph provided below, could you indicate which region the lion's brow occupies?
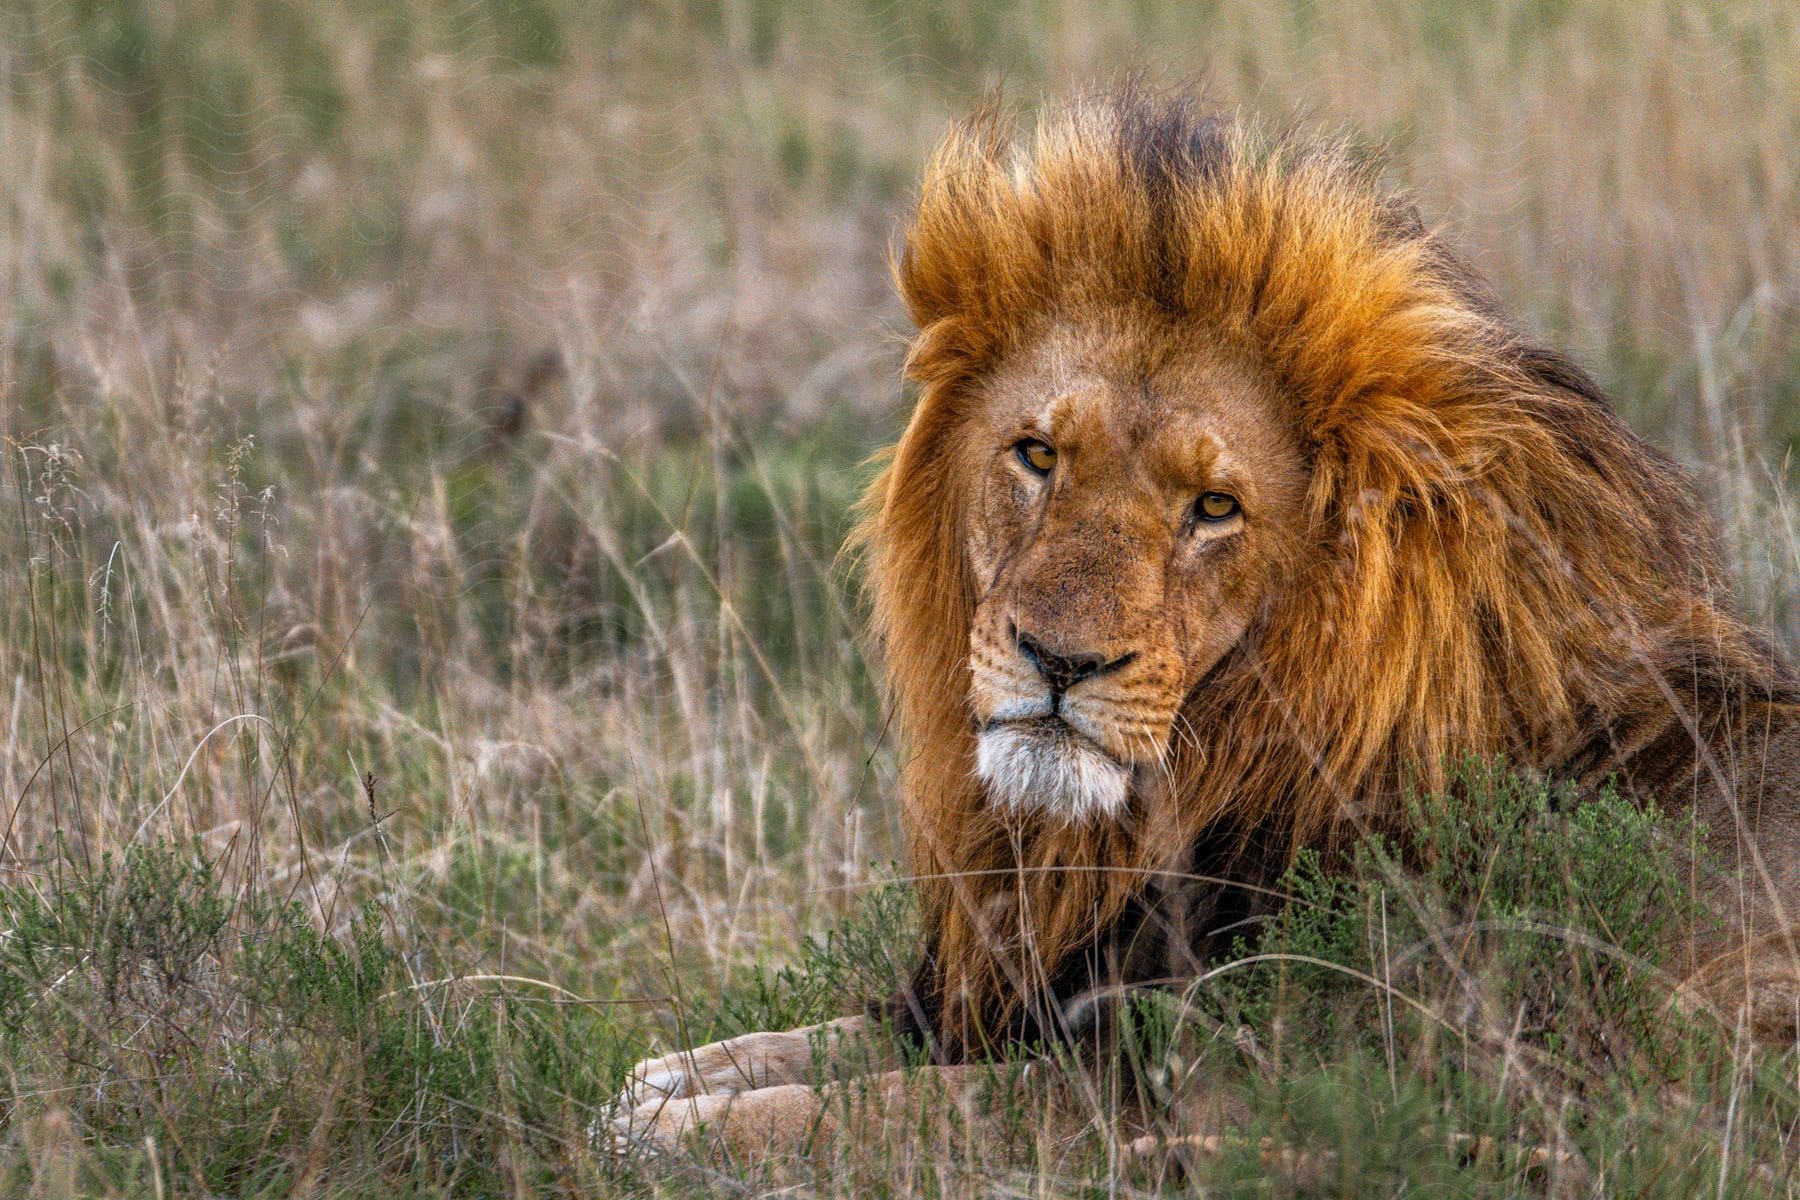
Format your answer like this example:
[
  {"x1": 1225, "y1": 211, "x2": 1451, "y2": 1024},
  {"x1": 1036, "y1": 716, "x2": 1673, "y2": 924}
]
[
  {"x1": 1157, "y1": 424, "x2": 1225, "y2": 481},
  {"x1": 1038, "y1": 392, "x2": 1085, "y2": 440}
]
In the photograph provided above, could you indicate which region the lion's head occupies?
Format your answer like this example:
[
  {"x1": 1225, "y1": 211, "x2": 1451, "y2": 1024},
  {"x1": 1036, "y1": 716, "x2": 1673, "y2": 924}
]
[
  {"x1": 855, "y1": 90, "x2": 1780, "y2": 1053},
  {"x1": 964, "y1": 315, "x2": 1308, "y2": 822}
]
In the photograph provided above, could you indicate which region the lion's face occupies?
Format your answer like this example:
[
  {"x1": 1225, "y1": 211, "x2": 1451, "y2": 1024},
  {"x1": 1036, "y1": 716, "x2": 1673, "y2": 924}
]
[{"x1": 965, "y1": 319, "x2": 1309, "y2": 821}]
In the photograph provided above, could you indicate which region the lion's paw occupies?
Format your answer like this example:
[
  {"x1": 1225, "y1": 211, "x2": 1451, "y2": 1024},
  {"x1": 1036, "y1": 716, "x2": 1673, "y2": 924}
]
[
  {"x1": 600, "y1": 1082, "x2": 838, "y2": 1160},
  {"x1": 612, "y1": 1032, "x2": 799, "y2": 1112},
  {"x1": 602, "y1": 1090, "x2": 736, "y2": 1156}
]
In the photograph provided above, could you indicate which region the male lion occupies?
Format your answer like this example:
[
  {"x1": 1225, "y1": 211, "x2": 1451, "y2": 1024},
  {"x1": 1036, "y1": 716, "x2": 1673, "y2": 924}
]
[{"x1": 611, "y1": 90, "x2": 1799, "y2": 1155}]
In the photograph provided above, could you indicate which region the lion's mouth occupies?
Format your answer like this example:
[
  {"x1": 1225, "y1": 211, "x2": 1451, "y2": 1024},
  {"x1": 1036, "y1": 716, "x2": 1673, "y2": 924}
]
[
  {"x1": 975, "y1": 715, "x2": 1133, "y2": 822},
  {"x1": 981, "y1": 714, "x2": 1109, "y2": 752}
]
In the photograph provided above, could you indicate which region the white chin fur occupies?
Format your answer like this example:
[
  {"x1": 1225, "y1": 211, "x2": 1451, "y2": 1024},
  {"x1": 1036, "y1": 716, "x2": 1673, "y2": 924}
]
[{"x1": 977, "y1": 723, "x2": 1131, "y2": 822}]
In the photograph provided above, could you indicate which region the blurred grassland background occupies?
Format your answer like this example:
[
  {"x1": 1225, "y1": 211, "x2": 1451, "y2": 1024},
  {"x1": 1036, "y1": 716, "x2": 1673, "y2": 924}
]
[{"x1": 1, "y1": 0, "x2": 1798, "y2": 1195}]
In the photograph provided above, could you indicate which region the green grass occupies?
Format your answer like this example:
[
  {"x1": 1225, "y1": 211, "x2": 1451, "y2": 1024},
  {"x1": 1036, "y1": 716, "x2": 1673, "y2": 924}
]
[
  {"x1": 1, "y1": 767, "x2": 1790, "y2": 1195},
  {"x1": 2, "y1": 0, "x2": 1798, "y2": 1194},
  {"x1": 0, "y1": 840, "x2": 629, "y2": 1195}
]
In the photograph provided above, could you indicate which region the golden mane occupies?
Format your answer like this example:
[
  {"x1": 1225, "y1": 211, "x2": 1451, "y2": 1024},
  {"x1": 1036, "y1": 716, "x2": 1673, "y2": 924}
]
[{"x1": 853, "y1": 90, "x2": 1782, "y2": 1055}]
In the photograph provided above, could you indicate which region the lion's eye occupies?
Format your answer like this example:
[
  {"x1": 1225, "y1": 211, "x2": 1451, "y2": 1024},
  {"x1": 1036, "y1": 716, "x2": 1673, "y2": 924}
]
[
  {"x1": 1016, "y1": 439, "x2": 1057, "y2": 475},
  {"x1": 1195, "y1": 492, "x2": 1241, "y2": 522}
]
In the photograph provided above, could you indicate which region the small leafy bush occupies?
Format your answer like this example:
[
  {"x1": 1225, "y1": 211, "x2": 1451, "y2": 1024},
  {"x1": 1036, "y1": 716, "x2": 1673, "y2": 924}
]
[
  {"x1": 1126, "y1": 758, "x2": 1796, "y2": 1196},
  {"x1": 719, "y1": 879, "x2": 918, "y2": 1035},
  {"x1": 1215, "y1": 759, "x2": 1703, "y2": 1071},
  {"x1": 0, "y1": 839, "x2": 627, "y2": 1197}
]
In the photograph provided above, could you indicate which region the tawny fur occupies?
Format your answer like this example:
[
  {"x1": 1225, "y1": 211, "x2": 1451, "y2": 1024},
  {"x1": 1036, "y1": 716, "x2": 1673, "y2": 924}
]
[{"x1": 852, "y1": 89, "x2": 1799, "y2": 1054}]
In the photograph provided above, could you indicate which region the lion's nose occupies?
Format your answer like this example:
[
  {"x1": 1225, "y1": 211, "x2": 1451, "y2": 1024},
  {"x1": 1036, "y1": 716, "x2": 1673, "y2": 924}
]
[{"x1": 1014, "y1": 630, "x2": 1135, "y2": 695}]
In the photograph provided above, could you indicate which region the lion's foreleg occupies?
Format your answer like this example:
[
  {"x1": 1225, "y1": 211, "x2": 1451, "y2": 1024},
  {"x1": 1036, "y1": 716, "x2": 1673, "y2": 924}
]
[
  {"x1": 613, "y1": 1014, "x2": 896, "y2": 1110},
  {"x1": 610, "y1": 1063, "x2": 1000, "y2": 1160}
]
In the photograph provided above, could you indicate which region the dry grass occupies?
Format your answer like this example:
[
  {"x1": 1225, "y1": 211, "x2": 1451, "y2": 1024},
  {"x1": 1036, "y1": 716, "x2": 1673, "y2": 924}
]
[{"x1": 1, "y1": 1, "x2": 1797, "y2": 1194}]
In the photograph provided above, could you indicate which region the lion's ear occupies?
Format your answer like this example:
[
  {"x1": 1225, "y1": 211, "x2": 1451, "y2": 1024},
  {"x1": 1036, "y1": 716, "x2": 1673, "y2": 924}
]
[
  {"x1": 892, "y1": 108, "x2": 1042, "y2": 360},
  {"x1": 893, "y1": 238, "x2": 957, "y2": 332},
  {"x1": 894, "y1": 128, "x2": 987, "y2": 331},
  {"x1": 893, "y1": 212, "x2": 1012, "y2": 366}
]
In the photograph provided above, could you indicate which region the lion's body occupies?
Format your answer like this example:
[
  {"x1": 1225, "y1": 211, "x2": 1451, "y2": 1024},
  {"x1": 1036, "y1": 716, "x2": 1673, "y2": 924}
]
[{"x1": 611, "y1": 89, "x2": 1799, "y2": 1157}]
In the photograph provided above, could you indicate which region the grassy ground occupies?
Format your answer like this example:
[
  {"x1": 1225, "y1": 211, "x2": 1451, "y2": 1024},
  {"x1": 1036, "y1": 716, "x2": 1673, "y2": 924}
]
[{"x1": 1, "y1": 1, "x2": 1796, "y2": 1194}]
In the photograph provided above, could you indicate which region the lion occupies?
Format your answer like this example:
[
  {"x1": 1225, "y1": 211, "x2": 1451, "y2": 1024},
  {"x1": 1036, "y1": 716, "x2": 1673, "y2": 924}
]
[{"x1": 609, "y1": 89, "x2": 1800, "y2": 1157}]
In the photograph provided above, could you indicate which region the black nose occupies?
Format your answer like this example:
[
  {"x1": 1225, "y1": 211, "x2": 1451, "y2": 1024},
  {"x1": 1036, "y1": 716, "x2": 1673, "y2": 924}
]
[{"x1": 1015, "y1": 630, "x2": 1134, "y2": 694}]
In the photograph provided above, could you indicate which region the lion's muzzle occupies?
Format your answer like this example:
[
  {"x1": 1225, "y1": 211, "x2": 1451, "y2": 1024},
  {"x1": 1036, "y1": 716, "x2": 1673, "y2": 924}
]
[
  {"x1": 971, "y1": 621, "x2": 1173, "y2": 822},
  {"x1": 962, "y1": 465, "x2": 1192, "y2": 822}
]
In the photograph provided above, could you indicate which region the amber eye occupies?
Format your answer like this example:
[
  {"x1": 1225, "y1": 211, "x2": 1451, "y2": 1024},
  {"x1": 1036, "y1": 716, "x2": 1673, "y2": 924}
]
[
  {"x1": 1015, "y1": 439, "x2": 1057, "y2": 475},
  {"x1": 1195, "y1": 492, "x2": 1241, "y2": 522}
]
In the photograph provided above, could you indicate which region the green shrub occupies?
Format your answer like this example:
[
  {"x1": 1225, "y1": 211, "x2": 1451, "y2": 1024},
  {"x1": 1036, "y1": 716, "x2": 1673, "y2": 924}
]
[
  {"x1": 720, "y1": 879, "x2": 917, "y2": 1035},
  {"x1": 1124, "y1": 759, "x2": 1797, "y2": 1195},
  {"x1": 0, "y1": 840, "x2": 630, "y2": 1196}
]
